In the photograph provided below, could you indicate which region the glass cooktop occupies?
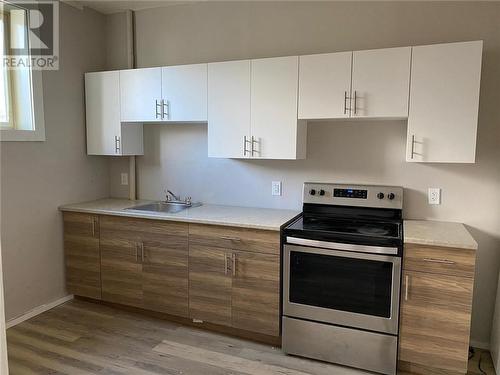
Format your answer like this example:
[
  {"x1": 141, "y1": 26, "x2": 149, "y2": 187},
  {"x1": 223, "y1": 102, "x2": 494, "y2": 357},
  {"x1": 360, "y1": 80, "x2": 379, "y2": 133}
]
[{"x1": 284, "y1": 215, "x2": 403, "y2": 249}]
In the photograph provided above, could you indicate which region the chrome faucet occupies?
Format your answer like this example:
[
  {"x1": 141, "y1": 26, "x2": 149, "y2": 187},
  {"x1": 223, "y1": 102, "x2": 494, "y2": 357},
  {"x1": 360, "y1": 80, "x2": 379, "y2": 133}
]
[{"x1": 165, "y1": 189, "x2": 181, "y2": 201}]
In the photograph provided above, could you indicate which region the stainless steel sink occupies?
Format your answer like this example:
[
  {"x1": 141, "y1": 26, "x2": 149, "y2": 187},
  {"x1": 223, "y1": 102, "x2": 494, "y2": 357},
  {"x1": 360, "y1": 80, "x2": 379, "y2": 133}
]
[{"x1": 126, "y1": 201, "x2": 201, "y2": 214}]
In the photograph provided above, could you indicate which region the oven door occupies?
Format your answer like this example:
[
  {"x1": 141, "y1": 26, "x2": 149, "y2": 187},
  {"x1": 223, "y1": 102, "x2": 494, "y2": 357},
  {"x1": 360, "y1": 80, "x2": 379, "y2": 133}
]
[{"x1": 283, "y1": 243, "x2": 401, "y2": 335}]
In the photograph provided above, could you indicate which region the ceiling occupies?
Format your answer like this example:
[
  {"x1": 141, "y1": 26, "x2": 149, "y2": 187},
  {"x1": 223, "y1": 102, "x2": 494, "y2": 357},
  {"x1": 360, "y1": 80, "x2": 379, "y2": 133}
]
[{"x1": 68, "y1": 0, "x2": 189, "y2": 15}]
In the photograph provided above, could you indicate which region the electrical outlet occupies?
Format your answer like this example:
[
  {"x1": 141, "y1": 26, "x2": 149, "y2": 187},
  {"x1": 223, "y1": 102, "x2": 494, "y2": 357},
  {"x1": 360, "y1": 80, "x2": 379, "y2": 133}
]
[
  {"x1": 121, "y1": 173, "x2": 129, "y2": 186},
  {"x1": 428, "y1": 188, "x2": 441, "y2": 205},
  {"x1": 272, "y1": 181, "x2": 282, "y2": 196}
]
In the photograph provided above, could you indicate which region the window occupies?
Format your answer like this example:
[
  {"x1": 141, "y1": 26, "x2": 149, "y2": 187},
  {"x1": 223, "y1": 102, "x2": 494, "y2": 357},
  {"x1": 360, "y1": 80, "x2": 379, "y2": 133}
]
[
  {"x1": 0, "y1": 2, "x2": 45, "y2": 142},
  {"x1": 0, "y1": 11, "x2": 12, "y2": 128}
]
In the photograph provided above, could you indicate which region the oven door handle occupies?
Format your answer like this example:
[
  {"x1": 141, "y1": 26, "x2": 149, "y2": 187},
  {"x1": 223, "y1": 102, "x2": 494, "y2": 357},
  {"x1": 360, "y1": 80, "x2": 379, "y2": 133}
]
[{"x1": 286, "y1": 236, "x2": 399, "y2": 255}]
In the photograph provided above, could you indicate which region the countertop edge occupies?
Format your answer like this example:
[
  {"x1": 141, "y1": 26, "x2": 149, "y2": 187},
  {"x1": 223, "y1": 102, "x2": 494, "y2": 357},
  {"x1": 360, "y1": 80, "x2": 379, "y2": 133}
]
[
  {"x1": 402, "y1": 237, "x2": 478, "y2": 250},
  {"x1": 59, "y1": 205, "x2": 294, "y2": 232},
  {"x1": 403, "y1": 220, "x2": 478, "y2": 251}
]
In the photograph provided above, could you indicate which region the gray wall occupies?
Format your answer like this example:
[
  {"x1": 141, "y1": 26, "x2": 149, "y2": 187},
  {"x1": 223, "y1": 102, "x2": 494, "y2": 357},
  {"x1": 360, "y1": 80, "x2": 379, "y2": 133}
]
[
  {"x1": 108, "y1": 1, "x2": 500, "y2": 347},
  {"x1": 0, "y1": 4, "x2": 110, "y2": 320}
]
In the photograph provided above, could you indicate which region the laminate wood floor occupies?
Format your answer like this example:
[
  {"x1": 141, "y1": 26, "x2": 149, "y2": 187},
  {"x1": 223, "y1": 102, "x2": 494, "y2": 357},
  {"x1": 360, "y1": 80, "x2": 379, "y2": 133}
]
[{"x1": 6, "y1": 299, "x2": 496, "y2": 375}]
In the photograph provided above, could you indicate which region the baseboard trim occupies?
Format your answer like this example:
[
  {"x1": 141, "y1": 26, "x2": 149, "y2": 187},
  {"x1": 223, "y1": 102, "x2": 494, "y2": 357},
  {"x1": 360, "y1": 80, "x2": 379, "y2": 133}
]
[
  {"x1": 6, "y1": 295, "x2": 74, "y2": 329},
  {"x1": 470, "y1": 339, "x2": 490, "y2": 350}
]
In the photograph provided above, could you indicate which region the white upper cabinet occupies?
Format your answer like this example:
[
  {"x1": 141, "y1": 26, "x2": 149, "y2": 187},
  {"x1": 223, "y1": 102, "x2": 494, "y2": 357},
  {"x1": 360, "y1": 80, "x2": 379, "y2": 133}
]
[
  {"x1": 161, "y1": 64, "x2": 207, "y2": 122},
  {"x1": 85, "y1": 71, "x2": 143, "y2": 156},
  {"x1": 120, "y1": 67, "x2": 162, "y2": 122},
  {"x1": 351, "y1": 47, "x2": 411, "y2": 118},
  {"x1": 407, "y1": 41, "x2": 483, "y2": 163},
  {"x1": 298, "y1": 52, "x2": 353, "y2": 120},
  {"x1": 251, "y1": 56, "x2": 306, "y2": 159},
  {"x1": 208, "y1": 60, "x2": 251, "y2": 158}
]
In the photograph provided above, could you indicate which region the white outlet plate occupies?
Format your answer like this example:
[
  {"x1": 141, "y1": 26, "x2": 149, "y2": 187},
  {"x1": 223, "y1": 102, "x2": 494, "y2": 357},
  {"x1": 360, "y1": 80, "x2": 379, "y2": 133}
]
[
  {"x1": 428, "y1": 188, "x2": 441, "y2": 205},
  {"x1": 121, "y1": 173, "x2": 129, "y2": 186},
  {"x1": 272, "y1": 181, "x2": 282, "y2": 196}
]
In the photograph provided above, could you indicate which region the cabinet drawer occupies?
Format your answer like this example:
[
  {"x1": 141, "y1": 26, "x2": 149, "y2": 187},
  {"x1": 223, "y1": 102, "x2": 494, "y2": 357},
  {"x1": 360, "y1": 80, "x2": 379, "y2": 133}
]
[
  {"x1": 403, "y1": 244, "x2": 475, "y2": 278},
  {"x1": 189, "y1": 224, "x2": 280, "y2": 255}
]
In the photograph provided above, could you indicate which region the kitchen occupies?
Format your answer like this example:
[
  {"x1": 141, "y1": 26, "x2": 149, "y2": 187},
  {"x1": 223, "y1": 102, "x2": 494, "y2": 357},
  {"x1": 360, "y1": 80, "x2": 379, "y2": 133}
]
[{"x1": 1, "y1": 1, "x2": 500, "y2": 374}]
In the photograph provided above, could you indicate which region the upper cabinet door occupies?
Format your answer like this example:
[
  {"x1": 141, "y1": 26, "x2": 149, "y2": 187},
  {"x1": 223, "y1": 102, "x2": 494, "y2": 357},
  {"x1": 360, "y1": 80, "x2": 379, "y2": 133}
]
[
  {"x1": 120, "y1": 67, "x2": 162, "y2": 122},
  {"x1": 407, "y1": 41, "x2": 483, "y2": 163},
  {"x1": 351, "y1": 47, "x2": 411, "y2": 118},
  {"x1": 207, "y1": 60, "x2": 251, "y2": 158},
  {"x1": 251, "y1": 56, "x2": 305, "y2": 159},
  {"x1": 161, "y1": 64, "x2": 208, "y2": 122},
  {"x1": 85, "y1": 71, "x2": 121, "y2": 155},
  {"x1": 298, "y1": 52, "x2": 352, "y2": 120}
]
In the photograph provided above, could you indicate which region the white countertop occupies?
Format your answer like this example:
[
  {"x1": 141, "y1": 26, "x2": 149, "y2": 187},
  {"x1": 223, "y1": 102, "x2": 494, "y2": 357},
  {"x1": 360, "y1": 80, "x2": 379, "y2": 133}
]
[
  {"x1": 404, "y1": 220, "x2": 478, "y2": 250},
  {"x1": 59, "y1": 198, "x2": 300, "y2": 231}
]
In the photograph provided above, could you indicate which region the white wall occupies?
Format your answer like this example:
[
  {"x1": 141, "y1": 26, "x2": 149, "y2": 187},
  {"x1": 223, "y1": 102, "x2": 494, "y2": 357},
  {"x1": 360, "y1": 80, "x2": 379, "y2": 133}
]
[
  {"x1": 0, "y1": 4, "x2": 110, "y2": 322},
  {"x1": 107, "y1": 2, "x2": 500, "y2": 348}
]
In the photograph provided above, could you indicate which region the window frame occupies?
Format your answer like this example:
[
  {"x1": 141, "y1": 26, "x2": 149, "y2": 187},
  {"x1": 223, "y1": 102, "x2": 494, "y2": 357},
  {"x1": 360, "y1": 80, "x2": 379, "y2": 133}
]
[{"x1": 0, "y1": 1, "x2": 45, "y2": 142}]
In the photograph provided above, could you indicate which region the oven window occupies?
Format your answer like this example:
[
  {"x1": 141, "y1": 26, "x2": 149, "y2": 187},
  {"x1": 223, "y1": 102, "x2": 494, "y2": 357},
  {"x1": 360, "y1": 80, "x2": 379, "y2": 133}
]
[{"x1": 289, "y1": 251, "x2": 393, "y2": 318}]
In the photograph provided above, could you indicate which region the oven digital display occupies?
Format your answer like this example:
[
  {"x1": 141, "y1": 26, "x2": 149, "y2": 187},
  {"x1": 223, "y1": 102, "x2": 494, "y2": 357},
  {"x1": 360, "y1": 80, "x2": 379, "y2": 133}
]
[{"x1": 333, "y1": 188, "x2": 368, "y2": 199}]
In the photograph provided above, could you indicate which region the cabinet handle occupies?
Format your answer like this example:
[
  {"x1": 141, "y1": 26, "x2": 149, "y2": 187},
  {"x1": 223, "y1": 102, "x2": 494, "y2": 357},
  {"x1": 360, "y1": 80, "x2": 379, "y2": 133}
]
[
  {"x1": 135, "y1": 243, "x2": 139, "y2": 263},
  {"x1": 114, "y1": 136, "x2": 121, "y2": 154},
  {"x1": 91, "y1": 218, "x2": 95, "y2": 237},
  {"x1": 243, "y1": 136, "x2": 248, "y2": 156},
  {"x1": 353, "y1": 90, "x2": 357, "y2": 115},
  {"x1": 162, "y1": 100, "x2": 169, "y2": 120},
  {"x1": 404, "y1": 275, "x2": 409, "y2": 301},
  {"x1": 155, "y1": 99, "x2": 162, "y2": 119},
  {"x1": 141, "y1": 243, "x2": 145, "y2": 262},
  {"x1": 344, "y1": 91, "x2": 348, "y2": 115},
  {"x1": 220, "y1": 236, "x2": 241, "y2": 241},
  {"x1": 423, "y1": 258, "x2": 456, "y2": 265},
  {"x1": 224, "y1": 253, "x2": 228, "y2": 275},
  {"x1": 232, "y1": 253, "x2": 236, "y2": 276},
  {"x1": 251, "y1": 136, "x2": 258, "y2": 157},
  {"x1": 410, "y1": 134, "x2": 415, "y2": 160}
]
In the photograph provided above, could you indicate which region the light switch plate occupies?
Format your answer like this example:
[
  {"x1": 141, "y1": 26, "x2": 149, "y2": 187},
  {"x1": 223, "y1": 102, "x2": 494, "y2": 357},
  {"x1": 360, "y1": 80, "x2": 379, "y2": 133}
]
[
  {"x1": 428, "y1": 188, "x2": 441, "y2": 205},
  {"x1": 121, "y1": 173, "x2": 129, "y2": 186},
  {"x1": 272, "y1": 181, "x2": 282, "y2": 196}
]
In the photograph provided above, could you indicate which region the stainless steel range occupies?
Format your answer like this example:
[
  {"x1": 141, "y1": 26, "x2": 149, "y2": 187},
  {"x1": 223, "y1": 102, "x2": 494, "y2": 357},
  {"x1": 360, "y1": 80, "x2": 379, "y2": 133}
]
[{"x1": 281, "y1": 183, "x2": 404, "y2": 375}]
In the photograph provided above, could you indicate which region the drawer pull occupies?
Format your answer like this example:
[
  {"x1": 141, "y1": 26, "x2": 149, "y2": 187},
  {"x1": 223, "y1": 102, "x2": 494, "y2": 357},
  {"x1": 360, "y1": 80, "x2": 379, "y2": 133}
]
[
  {"x1": 232, "y1": 253, "x2": 236, "y2": 277},
  {"x1": 423, "y1": 258, "x2": 456, "y2": 265},
  {"x1": 220, "y1": 236, "x2": 241, "y2": 241},
  {"x1": 224, "y1": 253, "x2": 228, "y2": 275},
  {"x1": 404, "y1": 275, "x2": 409, "y2": 301}
]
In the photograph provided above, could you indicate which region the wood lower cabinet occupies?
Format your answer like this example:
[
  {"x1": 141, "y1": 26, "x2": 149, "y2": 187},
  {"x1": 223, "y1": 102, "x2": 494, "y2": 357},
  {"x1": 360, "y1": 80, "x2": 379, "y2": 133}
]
[
  {"x1": 63, "y1": 215, "x2": 280, "y2": 339},
  {"x1": 63, "y1": 212, "x2": 101, "y2": 299},
  {"x1": 99, "y1": 216, "x2": 189, "y2": 315},
  {"x1": 100, "y1": 216, "x2": 142, "y2": 307},
  {"x1": 188, "y1": 245, "x2": 232, "y2": 325},
  {"x1": 188, "y1": 224, "x2": 280, "y2": 337},
  {"x1": 232, "y1": 251, "x2": 280, "y2": 336},
  {"x1": 138, "y1": 219, "x2": 189, "y2": 317},
  {"x1": 398, "y1": 244, "x2": 476, "y2": 374}
]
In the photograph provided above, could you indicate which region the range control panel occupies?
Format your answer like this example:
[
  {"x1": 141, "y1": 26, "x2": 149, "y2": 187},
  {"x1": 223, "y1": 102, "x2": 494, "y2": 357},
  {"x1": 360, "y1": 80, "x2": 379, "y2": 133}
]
[
  {"x1": 333, "y1": 188, "x2": 368, "y2": 199},
  {"x1": 303, "y1": 183, "x2": 403, "y2": 209}
]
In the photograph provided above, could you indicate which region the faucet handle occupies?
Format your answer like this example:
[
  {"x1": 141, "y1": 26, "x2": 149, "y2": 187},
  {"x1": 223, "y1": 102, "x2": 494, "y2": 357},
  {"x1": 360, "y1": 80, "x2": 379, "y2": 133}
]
[
  {"x1": 185, "y1": 196, "x2": 192, "y2": 204},
  {"x1": 164, "y1": 189, "x2": 171, "y2": 201}
]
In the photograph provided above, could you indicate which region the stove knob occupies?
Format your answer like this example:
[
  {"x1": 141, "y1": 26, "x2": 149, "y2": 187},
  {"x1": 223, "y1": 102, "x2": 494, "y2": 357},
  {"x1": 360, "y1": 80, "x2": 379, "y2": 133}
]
[
  {"x1": 388, "y1": 193, "x2": 395, "y2": 200},
  {"x1": 377, "y1": 192, "x2": 385, "y2": 200},
  {"x1": 319, "y1": 189, "x2": 326, "y2": 196},
  {"x1": 309, "y1": 189, "x2": 316, "y2": 196}
]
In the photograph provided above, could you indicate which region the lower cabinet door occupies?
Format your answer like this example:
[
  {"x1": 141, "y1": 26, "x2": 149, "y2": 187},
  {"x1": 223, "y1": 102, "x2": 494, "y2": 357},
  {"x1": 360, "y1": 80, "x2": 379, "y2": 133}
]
[
  {"x1": 141, "y1": 225, "x2": 189, "y2": 318},
  {"x1": 188, "y1": 245, "x2": 232, "y2": 326},
  {"x1": 399, "y1": 270, "x2": 473, "y2": 373},
  {"x1": 63, "y1": 212, "x2": 101, "y2": 299},
  {"x1": 100, "y1": 217, "x2": 143, "y2": 307},
  {"x1": 231, "y1": 251, "x2": 280, "y2": 336}
]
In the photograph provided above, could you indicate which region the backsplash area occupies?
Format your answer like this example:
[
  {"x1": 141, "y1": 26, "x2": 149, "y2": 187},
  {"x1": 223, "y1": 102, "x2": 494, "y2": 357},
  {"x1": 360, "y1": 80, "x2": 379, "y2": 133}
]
[{"x1": 110, "y1": 121, "x2": 490, "y2": 221}]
